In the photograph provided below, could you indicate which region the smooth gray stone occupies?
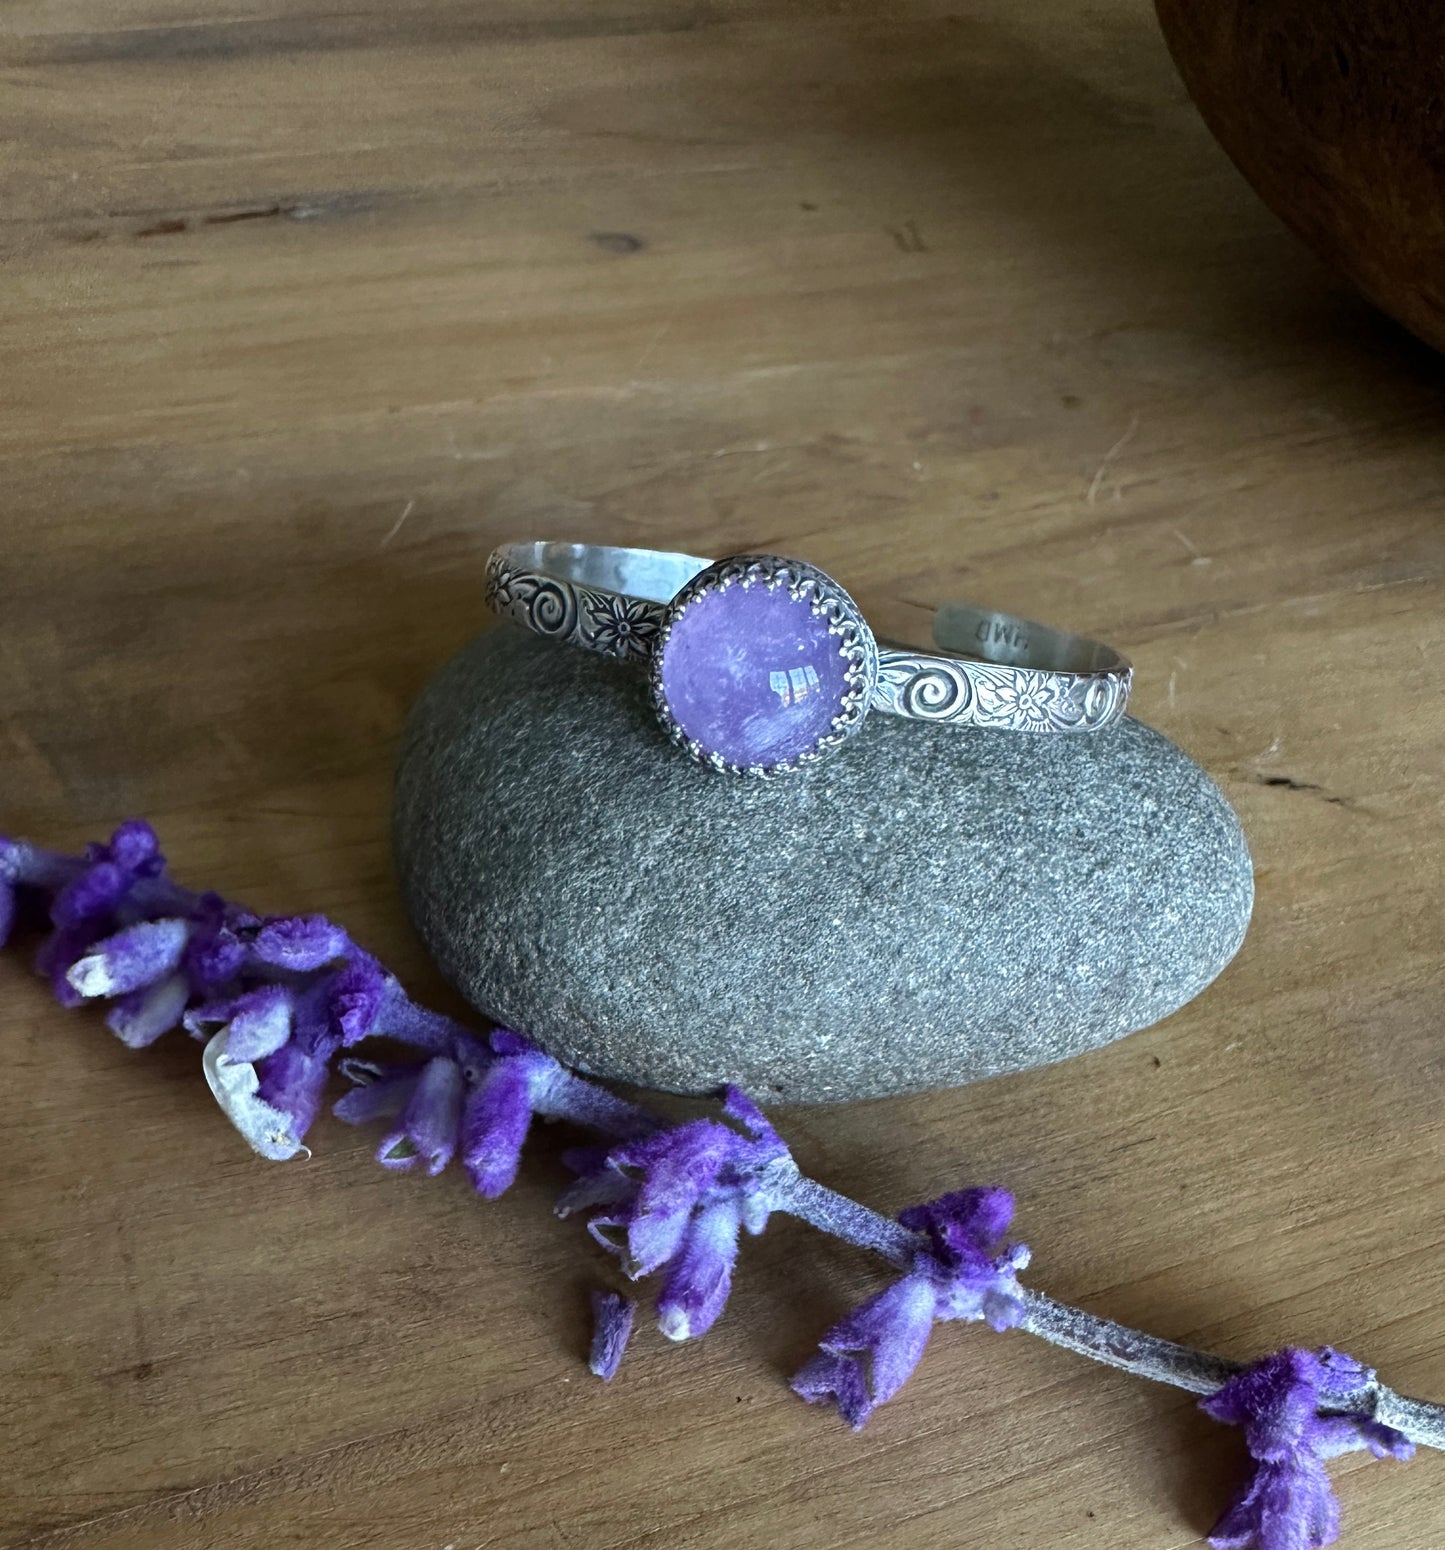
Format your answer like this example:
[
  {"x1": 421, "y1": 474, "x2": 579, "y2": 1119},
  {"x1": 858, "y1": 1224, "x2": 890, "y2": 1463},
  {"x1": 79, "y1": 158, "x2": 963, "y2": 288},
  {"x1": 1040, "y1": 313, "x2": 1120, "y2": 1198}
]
[{"x1": 394, "y1": 628, "x2": 1253, "y2": 1103}]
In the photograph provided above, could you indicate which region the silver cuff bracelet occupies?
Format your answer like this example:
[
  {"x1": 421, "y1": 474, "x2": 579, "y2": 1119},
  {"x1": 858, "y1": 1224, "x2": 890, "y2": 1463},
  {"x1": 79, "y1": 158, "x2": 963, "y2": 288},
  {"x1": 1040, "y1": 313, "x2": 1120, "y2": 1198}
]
[{"x1": 486, "y1": 543, "x2": 1132, "y2": 776}]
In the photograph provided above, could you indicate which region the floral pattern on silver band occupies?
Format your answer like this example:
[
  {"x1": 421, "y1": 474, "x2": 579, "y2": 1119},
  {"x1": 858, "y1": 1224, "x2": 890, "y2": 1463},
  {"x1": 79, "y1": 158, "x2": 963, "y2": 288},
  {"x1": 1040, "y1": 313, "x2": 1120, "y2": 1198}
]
[
  {"x1": 484, "y1": 543, "x2": 1134, "y2": 771},
  {"x1": 873, "y1": 652, "x2": 1132, "y2": 733},
  {"x1": 486, "y1": 551, "x2": 664, "y2": 662}
]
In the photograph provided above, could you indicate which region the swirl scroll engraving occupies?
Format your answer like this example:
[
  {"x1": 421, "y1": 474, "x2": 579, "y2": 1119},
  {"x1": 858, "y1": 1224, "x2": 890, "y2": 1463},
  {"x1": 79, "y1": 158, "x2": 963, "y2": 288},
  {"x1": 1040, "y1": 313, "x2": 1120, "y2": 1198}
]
[
  {"x1": 485, "y1": 555, "x2": 664, "y2": 661},
  {"x1": 485, "y1": 548, "x2": 1132, "y2": 744},
  {"x1": 875, "y1": 653, "x2": 1130, "y2": 733}
]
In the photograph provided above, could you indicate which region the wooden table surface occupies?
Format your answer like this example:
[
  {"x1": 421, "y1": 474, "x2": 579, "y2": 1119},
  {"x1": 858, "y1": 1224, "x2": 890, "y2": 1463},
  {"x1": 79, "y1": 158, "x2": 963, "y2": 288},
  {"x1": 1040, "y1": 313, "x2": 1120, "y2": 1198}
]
[{"x1": 4, "y1": 2, "x2": 1444, "y2": 1546}]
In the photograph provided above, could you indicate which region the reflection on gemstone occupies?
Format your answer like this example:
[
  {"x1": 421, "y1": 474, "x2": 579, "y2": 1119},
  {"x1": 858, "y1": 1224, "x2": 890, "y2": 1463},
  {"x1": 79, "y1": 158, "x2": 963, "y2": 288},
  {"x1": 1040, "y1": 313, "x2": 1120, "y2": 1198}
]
[
  {"x1": 659, "y1": 581, "x2": 853, "y2": 767},
  {"x1": 769, "y1": 665, "x2": 822, "y2": 707}
]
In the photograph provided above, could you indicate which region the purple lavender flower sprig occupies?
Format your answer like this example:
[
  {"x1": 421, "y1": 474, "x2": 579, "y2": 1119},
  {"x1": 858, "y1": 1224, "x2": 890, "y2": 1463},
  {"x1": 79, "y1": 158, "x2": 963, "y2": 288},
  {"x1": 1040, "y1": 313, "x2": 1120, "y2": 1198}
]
[
  {"x1": 792, "y1": 1186, "x2": 1030, "y2": 1429},
  {"x1": 4, "y1": 821, "x2": 1443, "y2": 1550},
  {"x1": 2, "y1": 821, "x2": 467, "y2": 1161},
  {"x1": 1201, "y1": 1347, "x2": 1414, "y2": 1550},
  {"x1": 334, "y1": 1027, "x2": 650, "y2": 1188},
  {"x1": 558, "y1": 1086, "x2": 789, "y2": 1345}
]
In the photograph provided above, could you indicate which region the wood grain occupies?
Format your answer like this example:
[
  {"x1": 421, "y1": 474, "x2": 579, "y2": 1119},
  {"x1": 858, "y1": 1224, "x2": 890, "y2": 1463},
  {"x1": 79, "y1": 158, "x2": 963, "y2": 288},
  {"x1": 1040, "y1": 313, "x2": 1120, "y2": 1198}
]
[{"x1": 2, "y1": 2, "x2": 1444, "y2": 1546}]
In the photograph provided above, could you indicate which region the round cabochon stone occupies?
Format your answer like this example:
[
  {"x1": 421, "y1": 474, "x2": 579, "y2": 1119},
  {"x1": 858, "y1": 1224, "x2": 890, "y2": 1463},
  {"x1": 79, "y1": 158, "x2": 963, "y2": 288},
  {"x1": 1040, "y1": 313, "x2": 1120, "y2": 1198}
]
[{"x1": 657, "y1": 578, "x2": 856, "y2": 768}]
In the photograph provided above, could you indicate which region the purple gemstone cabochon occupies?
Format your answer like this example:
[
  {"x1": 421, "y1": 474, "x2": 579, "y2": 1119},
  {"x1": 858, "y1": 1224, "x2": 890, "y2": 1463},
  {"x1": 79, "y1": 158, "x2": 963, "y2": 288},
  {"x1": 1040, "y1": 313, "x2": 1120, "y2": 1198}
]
[{"x1": 658, "y1": 580, "x2": 855, "y2": 767}]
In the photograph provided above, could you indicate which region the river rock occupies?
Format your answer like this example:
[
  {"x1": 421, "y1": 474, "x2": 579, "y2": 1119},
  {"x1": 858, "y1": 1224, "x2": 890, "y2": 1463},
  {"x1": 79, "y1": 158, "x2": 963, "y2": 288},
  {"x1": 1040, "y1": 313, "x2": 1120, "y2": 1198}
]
[{"x1": 393, "y1": 627, "x2": 1253, "y2": 1103}]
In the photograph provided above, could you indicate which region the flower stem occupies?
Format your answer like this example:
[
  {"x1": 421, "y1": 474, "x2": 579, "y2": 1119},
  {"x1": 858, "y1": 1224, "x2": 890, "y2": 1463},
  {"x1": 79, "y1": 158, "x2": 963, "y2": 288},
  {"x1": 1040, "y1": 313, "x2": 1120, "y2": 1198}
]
[
  {"x1": 764, "y1": 1162, "x2": 1445, "y2": 1449},
  {"x1": 11, "y1": 829, "x2": 1445, "y2": 1452},
  {"x1": 1018, "y1": 1290, "x2": 1241, "y2": 1394},
  {"x1": 539, "y1": 1070, "x2": 658, "y2": 1138},
  {"x1": 767, "y1": 1166, "x2": 915, "y2": 1266}
]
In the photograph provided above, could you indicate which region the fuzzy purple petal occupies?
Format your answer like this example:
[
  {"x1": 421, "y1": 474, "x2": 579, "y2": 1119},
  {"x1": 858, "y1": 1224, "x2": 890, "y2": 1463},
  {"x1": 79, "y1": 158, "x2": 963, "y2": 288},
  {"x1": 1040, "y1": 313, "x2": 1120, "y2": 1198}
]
[
  {"x1": 840, "y1": 1274, "x2": 938, "y2": 1405},
  {"x1": 1353, "y1": 1420, "x2": 1415, "y2": 1462},
  {"x1": 377, "y1": 1056, "x2": 464, "y2": 1174},
  {"x1": 656, "y1": 1196, "x2": 743, "y2": 1341},
  {"x1": 1208, "y1": 1454, "x2": 1339, "y2": 1550},
  {"x1": 67, "y1": 917, "x2": 190, "y2": 999},
  {"x1": 0, "y1": 876, "x2": 15, "y2": 950},
  {"x1": 251, "y1": 915, "x2": 350, "y2": 972},
  {"x1": 184, "y1": 898, "x2": 247, "y2": 994},
  {"x1": 794, "y1": 1273, "x2": 938, "y2": 1428},
  {"x1": 976, "y1": 1245, "x2": 1031, "y2": 1332},
  {"x1": 589, "y1": 1290, "x2": 636, "y2": 1381},
  {"x1": 792, "y1": 1350, "x2": 874, "y2": 1430},
  {"x1": 556, "y1": 1149, "x2": 636, "y2": 1218},
  {"x1": 327, "y1": 955, "x2": 387, "y2": 1045},
  {"x1": 216, "y1": 985, "x2": 294, "y2": 1062},
  {"x1": 899, "y1": 1185, "x2": 1015, "y2": 1257},
  {"x1": 105, "y1": 972, "x2": 191, "y2": 1049},
  {"x1": 333, "y1": 1061, "x2": 424, "y2": 1125},
  {"x1": 51, "y1": 859, "x2": 129, "y2": 928},
  {"x1": 462, "y1": 1057, "x2": 536, "y2": 1199},
  {"x1": 255, "y1": 1039, "x2": 331, "y2": 1141},
  {"x1": 36, "y1": 926, "x2": 105, "y2": 1007},
  {"x1": 720, "y1": 1085, "x2": 781, "y2": 1147},
  {"x1": 612, "y1": 1121, "x2": 731, "y2": 1275},
  {"x1": 1203, "y1": 1350, "x2": 1324, "y2": 1459}
]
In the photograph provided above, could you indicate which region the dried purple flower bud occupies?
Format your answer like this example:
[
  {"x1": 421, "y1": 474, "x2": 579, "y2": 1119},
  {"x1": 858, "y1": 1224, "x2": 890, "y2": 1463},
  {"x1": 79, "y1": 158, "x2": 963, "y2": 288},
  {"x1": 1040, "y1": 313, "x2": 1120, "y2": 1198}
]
[
  {"x1": 250, "y1": 915, "x2": 350, "y2": 972},
  {"x1": 560, "y1": 1085, "x2": 791, "y2": 1348},
  {"x1": 899, "y1": 1187, "x2": 1031, "y2": 1332},
  {"x1": 326, "y1": 955, "x2": 387, "y2": 1046},
  {"x1": 656, "y1": 1196, "x2": 744, "y2": 1341},
  {"x1": 793, "y1": 1186, "x2": 1029, "y2": 1428},
  {"x1": 589, "y1": 1290, "x2": 636, "y2": 1381},
  {"x1": 608, "y1": 1122, "x2": 733, "y2": 1275},
  {"x1": 182, "y1": 894, "x2": 247, "y2": 996},
  {"x1": 106, "y1": 973, "x2": 191, "y2": 1049},
  {"x1": 377, "y1": 1056, "x2": 466, "y2": 1175},
  {"x1": 105, "y1": 819, "x2": 163, "y2": 876},
  {"x1": 51, "y1": 861, "x2": 128, "y2": 930},
  {"x1": 460, "y1": 1034, "x2": 565, "y2": 1199},
  {"x1": 1201, "y1": 1347, "x2": 1414, "y2": 1550},
  {"x1": 1207, "y1": 1455, "x2": 1337, "y2": 1550},
  {"x1": 793, "y1": 1275, "x2": 937, "y2": 1430},
  {"x1": 66, "y1": 918, "x2": 190, "y2": 1000},
  {"x1": 49, "y1": 820, "x2": 159, "y2": 937},
  {"x1": 37, "y1": 830, "x2": 165, "y2": 1006},
  {"x1": 462, "y1": 1057, "x2": 536, "y2": 1199}
]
